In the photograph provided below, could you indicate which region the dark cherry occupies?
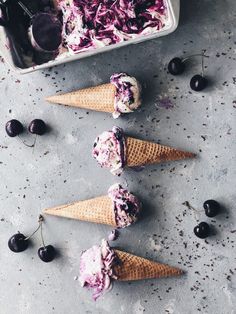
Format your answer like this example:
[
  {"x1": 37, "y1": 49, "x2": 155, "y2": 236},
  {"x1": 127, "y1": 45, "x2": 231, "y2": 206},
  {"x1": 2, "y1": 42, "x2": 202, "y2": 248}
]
[
  {"x1": 5, "y1": 119, "x2": 23, "y2": 137},
  {"x1": 168, "y1": 57, "x2": 185, "y2": 75},
  {"x1": 190, "y1": 75, "x2": 208, "y2": 91},
  {"x1": 28, "y1": 119, "x2": 46, "y2": 135},
  {"x1": 204, "y1": 200, "x2": 220, "y2": 217},
  {"x1": 8, "y1": 233, "x2": 28, "y2": 252},
  {"x1": 194, "y1": 222, "x2": 210, "y2": 239},
  {"x1": 38, "y1": 245, "x2": 56, "y2": 262}
]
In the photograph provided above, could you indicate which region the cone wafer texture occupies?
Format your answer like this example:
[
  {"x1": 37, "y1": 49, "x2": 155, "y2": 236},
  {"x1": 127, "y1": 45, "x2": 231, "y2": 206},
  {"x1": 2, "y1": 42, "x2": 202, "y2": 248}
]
[
  {"x1": 126, "y1": 136, "x2": 195, "y2": 167},
  {"x1": 46, "y1": 83, "x2": 116, "y2": 113},
  {"x1": 43, "y1": 195, "x2": 116, "y2": 226},
  {"x1": 114, "y1": 250, "x2": 183, "y2": 281}
]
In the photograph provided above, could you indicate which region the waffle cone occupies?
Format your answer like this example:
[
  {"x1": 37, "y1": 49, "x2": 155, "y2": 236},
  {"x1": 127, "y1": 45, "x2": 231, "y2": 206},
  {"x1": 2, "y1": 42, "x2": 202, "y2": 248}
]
[
  {"x1": 114, "y1": 250, "x2": 183, "y2": 281},
  {"x1": 46, "y1": 83, "x2": 116, "y2": 113},
  {"x1": 126, "y1": 137, "x2": 195, "y2": 167},
  {"x1": 43, "y1": 195, "x2": 116, "y2": 227}
]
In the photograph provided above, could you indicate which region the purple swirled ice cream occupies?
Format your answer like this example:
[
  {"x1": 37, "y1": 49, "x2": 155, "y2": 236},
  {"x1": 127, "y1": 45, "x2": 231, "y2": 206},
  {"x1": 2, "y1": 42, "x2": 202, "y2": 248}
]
[
  {"x1": 110, "y1": 73, "x2": 141, "y2": 119},
  {"x1": 79, "y1": 239, "x2": 117, "y2": 300},
  {"x1": 92, "y1": 126, "x2": 125, "y2": 175},
  {"x1": 108, "y1": 183, "x2": 141, "y2": 228},
  {"x1": 57, "y1": 0, "x2": 169, "y2": 54}
]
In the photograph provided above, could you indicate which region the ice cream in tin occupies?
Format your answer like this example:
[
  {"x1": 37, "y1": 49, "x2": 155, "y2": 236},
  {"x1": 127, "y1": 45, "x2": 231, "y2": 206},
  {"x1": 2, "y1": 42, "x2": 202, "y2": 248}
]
[
  {"x1": 57, "y1": 0, "x2": 169, "y2": 54},
  {"x1": 0, "y1": 1, "x2": 171, "y2": 67}
]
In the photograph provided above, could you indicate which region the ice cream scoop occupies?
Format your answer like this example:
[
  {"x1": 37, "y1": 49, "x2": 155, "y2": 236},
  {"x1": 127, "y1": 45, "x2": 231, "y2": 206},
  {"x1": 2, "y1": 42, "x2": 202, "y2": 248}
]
[
  {"x1": 29, "y1": 12, "x2": 62, "y2": 52},
  {"x1": 43, "y1": 183, "x2": 141, "y2": 228},
  {"x1": 92, "y1": 127, "x2": 125, "y2": 176},
  {"x1": 79, "y1": 240, "x2": 118, "y2": 300},
  {"x1": 110, "y1": 73, "x2": 141, "y2": 118},
  {"x1": 79, "y1": 240, "x2": 183, "y2": 300},
  {"x1": 46, "y1": 73, "x2": 141, "y2": 118},
  {"x1": 92, "y1": 127, "x2": 196, "y2": 175},
  {"x1": 108, "y1": 183, "x2": 141, "y2": 228}
]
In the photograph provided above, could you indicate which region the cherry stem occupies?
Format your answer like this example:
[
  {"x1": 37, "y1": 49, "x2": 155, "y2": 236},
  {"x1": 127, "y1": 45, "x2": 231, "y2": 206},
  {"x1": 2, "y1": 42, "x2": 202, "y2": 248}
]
[
  {"x1": 182, "y1": 201, "x2": 201, "y2": 212},
  {"x1": 17, "y1": 1, "x2": 33, "y2": 19},
  {"x1": 17, "y1": 135, "x2": 36, "y2": 148},
  {"x1": 32, "y1": 135, "x2": 37, "y2": 154},
  {"x1": 24, "y1": 215, "x2": 44, "y2": 241},
  {"x1": 201, "y1": 50, "x2": 204, "y2": 77},
  {"x1": 182, "y1": 52, "x2": 209, "y2": 63},
  {"x1": 40, "y1": 216, "x2": 46, "y2": 248}
]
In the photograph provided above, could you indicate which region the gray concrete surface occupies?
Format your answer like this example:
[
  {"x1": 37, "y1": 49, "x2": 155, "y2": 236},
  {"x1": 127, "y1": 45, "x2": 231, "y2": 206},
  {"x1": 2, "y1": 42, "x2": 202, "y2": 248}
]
[{"x1": 0, "y1": 0, "x2": 236, "y2": 313}]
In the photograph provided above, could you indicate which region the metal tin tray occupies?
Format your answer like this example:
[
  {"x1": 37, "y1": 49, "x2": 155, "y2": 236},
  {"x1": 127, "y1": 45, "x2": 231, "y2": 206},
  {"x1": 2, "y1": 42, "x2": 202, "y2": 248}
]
[{"x1": 0, "y1": 0, "x2": 180, "y2": 74}]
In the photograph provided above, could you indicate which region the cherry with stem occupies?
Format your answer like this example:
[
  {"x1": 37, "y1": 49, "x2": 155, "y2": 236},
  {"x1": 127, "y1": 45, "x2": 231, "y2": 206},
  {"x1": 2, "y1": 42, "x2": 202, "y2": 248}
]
[
  {"x1": 38, "y1": 216, "x2": 56, "y2": 263},
  {"x1": 8, "y1": 215, "x2": 43, "y2": 253},
  {"x1": 168, "y1": 51, "x2": 209, "y2": 77},
  {"x1": 190, "y1": 50, "x2": 208, "y2": 91},
  {"x1": 24, "y1": 214, "x2": 44, "y2": 241},
  {"x1": 5, "y1": 119, "x2": 36, "y2": 147}
]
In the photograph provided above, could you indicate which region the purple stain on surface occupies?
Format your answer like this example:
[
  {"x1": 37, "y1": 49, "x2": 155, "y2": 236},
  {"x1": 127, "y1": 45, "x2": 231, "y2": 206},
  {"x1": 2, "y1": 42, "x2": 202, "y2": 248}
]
[
  {"x1": 156, "y1": 97, "x2": 174, "y2": 109},
  {"x1": 108, "y1": 229, "x2": 119, "y2": 241}
]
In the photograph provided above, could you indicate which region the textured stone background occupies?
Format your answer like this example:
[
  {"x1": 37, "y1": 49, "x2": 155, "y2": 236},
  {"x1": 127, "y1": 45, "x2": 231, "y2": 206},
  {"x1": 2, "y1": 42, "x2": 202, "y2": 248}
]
[{"x1": 0, "y1": 0, "x2": 235, "y2": 313}]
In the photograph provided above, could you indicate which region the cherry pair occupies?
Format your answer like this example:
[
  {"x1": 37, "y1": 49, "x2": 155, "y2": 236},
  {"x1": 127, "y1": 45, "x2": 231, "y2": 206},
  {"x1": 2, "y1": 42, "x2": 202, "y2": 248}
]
[
  {"x1": 168, "y1": 52, "x2": 209, "y2": 92},
  {"x1": 194, "y1": 200, "x2": 221, "y2": 239},
  {"x1": 6, "y1": 119, "x2": 46, "y2": 137},
  {"x1": 8, "y1": 215, "x2": 56, "y2": 263},
  {"x1": 5, "y1": 119, "x2": 47, "y2": 147}
]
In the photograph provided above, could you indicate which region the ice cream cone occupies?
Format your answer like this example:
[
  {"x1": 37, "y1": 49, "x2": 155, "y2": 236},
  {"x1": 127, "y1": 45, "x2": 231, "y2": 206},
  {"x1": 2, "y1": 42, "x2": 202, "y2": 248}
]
[
  {"x1": 126, "y1": 136, "x2": 195, "y2": 167},
  {"x1": 43, "y1": 195, "x2": 117, "y2": 227},
  {"x1": 114, "y1": 250, "x2": 183, "y2": 281},
  {"x1": 46, "y1": 83, "x2": 116, "y2": 113}
]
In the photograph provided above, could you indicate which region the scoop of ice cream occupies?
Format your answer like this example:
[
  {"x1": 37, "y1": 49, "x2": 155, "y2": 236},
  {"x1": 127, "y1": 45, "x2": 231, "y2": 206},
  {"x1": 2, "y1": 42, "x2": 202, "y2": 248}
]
[
  {"x1": 108, "y1": 183, "x2": 141, "y2": 228},
  {"x1": 92, "y1": 127, "x2": 126, "y2": 176},
  {"x1": 79, "y1": 239, "x2": 117, "y2": 300},
  {"x1": 110, "y1": 73, "x2": 142, "y2": 118},
  {"x1": 29, "y1": 13, "x2": 62, "y2": 52}
]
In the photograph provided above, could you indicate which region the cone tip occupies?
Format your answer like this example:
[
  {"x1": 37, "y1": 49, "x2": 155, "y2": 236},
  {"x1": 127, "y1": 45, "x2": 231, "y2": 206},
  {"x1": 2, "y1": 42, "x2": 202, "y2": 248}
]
[
  {"x1": 42, "y1": 207, "x2": 51, "y2": 214},
  {"x1": 45, "y1": 95, "x2": 56, "y2": 103},
  {"x1": 186, "y1": 151, "x2": 196, "y2": 158},
  {"x1": 176, "y1": 267, "x2": 185, "y2": 276}
]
